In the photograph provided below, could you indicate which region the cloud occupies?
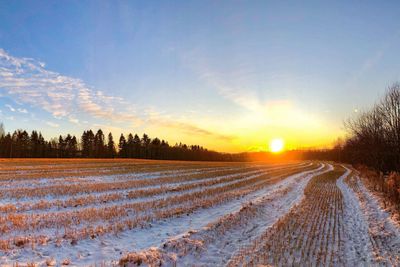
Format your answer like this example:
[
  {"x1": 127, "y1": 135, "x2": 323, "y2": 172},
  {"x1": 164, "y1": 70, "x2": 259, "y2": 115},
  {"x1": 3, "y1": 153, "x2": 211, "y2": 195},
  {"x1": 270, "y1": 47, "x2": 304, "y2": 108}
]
[
  {"x1": 68, "y1": 116, "x2": 79, "y2": 124},
  {"x1": 5, "y1": 104, "x2": 15, "y2": 112},
  {"x1": 45, "y1": 121, "x2": 59, "y2": 128},
  {"x1": 181, "y1": 49, "x2": 329, "y2": 134},
  {"x1": 4, "y1": 104, "x2": 28, "y2": 114},
  {"x1": 347, "y1": 31, "x2": 400, "y2": 87},
  {"x1": 181, "y1": 49, "x2": 268, "y2": 114},
  {"x1": 0, "y1": 48, "x2": 232, "y2": 143},
  {"x1": 154, "y1": 119, "x2": 234, "y2": 141},
  {"x1": 0, "y1": 48, "x2": 141, "y2": 124},
  {"x1": 17, "y1": 108, "x2": 28, "y2": 114},
  {"x1": 146, "y1": 109, "x2": 235, "y2": 141}
]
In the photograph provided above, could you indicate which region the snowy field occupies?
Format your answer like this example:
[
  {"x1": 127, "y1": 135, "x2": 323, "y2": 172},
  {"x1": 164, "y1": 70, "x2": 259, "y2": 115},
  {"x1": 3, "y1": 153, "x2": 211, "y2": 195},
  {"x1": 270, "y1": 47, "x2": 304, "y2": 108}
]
[{"x1": 0, "y1": 159, "x2": 399, "y2": 266}]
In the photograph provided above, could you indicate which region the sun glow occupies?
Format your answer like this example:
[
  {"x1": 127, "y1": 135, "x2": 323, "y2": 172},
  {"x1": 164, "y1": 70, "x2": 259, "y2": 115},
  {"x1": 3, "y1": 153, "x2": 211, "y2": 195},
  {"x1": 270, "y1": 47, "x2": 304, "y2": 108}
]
[{"x1": 269, "y1": 138, "x2": 284, "y2": 153}]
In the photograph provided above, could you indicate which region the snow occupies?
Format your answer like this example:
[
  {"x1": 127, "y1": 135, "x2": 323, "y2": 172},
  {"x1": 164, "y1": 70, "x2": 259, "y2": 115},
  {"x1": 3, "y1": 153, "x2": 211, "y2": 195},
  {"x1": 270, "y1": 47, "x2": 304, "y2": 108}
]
[
  {"x1": 353, "y1": 174, "x2": 400, "y2": 265},
  {"x1": 6, "y1": 161, "x2": 400, "y2": 266},
  {"x1": 336, "y1": 166, "x2": 374, "y2": 265},
  {"x1": 337, "y1": 166, "x2": 400, "y2": 265},
  {"x1": 119, "y1": 163, "x2": 329, "y2": 266},
  {"x1": 0, "y1": 162, "x2": 312, "y2": 265}
]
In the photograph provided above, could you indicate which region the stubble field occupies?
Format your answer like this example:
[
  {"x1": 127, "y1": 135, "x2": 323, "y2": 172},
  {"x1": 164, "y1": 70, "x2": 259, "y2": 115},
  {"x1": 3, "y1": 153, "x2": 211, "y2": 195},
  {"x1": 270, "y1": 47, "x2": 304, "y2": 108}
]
[{"x1": 0, "y1": 159, "x2": 399, "y2": 266}]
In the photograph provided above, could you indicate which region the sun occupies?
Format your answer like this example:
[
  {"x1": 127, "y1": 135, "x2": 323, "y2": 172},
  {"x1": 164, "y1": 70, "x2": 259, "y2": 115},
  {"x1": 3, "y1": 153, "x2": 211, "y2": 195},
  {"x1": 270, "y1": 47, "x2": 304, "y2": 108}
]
[{"x1": 269, "y1": 138, "x2": 284, "y2": 153}]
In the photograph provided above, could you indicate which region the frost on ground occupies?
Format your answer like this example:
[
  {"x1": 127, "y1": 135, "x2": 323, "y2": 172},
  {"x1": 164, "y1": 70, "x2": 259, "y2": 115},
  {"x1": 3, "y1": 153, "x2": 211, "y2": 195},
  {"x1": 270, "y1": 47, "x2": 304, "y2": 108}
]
[
  {"x1": 120, "y1": 163, "x2": 329, "y2": 266},
  {"x1": 344, "y1": 173, "x2": 400, "y2": 265},
  {"x1": 0, "y1": 160, "x2": 315, "y2": 266},
  {"x1": 336, "y1": 167, "x2": 374, "y2": 265},
  {"x1": 2, "y1": 159, "x2": 400, "y2": 266},
  {"x1": 227, "y1": 165, "x2": 348, "y2": 266}
]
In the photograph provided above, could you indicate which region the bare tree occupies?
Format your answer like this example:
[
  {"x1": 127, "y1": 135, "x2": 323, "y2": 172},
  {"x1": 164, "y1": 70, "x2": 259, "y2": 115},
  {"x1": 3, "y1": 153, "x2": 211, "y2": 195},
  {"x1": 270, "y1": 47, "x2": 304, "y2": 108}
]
[{"x1": 344, "y1": 83, "x2": 400, "y2": 171}]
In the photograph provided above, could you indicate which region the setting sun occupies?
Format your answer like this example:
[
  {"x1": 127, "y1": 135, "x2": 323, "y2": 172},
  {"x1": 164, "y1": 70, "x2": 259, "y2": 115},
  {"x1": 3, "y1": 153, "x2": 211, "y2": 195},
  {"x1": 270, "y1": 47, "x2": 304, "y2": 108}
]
[{"x1": 269, "y1": 138, "x2": 284, "y2": 153}]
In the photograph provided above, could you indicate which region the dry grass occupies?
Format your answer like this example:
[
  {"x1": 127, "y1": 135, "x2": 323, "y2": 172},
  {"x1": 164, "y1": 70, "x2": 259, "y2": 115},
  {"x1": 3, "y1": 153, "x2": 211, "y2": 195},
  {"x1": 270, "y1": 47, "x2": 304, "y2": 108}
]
[
  {"x1": 228, "y1": 166, "x2": 347, "y2": 266},
  {"x1": 0, "y1": 159, "x2": 313, "y2": 262}
]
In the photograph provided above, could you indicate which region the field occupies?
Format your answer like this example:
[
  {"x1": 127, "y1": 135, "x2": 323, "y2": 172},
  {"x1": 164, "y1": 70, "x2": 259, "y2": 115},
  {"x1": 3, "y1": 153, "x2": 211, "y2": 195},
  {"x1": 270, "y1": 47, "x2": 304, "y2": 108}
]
[{"x1": 0, "y1": 159, "x2": 399, "y2": 266}]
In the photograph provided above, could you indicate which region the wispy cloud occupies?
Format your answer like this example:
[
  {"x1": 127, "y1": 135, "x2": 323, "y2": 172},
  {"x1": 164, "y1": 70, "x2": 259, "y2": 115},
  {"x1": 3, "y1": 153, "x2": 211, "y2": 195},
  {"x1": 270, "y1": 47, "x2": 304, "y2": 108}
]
[
  {"x1": 181, "y1": 49, "x2": 328, "y2": 135},
  {"x1": 347, "y1": 30, "x2": 400, "y2": 88},
  {"x1": 0, "y1": 48, "x2": 233, "y2": 142},
  {"x1": 17, "y1": 108, "x2": 28, "y2": 114},
  {"x1": 68, "y1": 116, "x2": 79, "y2": 124},
  {"x1": 151, "y1": 118, "x2": 234, "y2": 141},
  {"x1": 4, "y1": 104, "x2": 28, "y2": 114},
  {"x1": 5, "y1": 104, "x2": 15, "y2": 112},
  {"x1": 145, "y1": 108, "x2": 235, "y2": 141},
  {"x1": 0, "y1": 48, "x2": 141, "y2": 124},
  {"x1": 181, "y1": 49, "x2": 270, "y2": 114},
  {"x1": 45, "y1": 121, "x2": 59, "y2": 128}
]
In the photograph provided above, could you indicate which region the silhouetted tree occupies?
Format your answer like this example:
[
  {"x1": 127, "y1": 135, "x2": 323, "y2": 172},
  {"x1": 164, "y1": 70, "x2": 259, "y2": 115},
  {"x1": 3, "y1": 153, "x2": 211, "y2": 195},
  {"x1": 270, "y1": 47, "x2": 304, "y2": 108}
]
[
  {"x1": 0, "y1": 127, "x2": 247, "y2": 161},
  {"x1": 94, "y1": 129, "x2": 106, "y2": 158},
  {"x1": 127, "y1": 133, "x2": 134, "y2": 158},
  {"x1": 133, "y1": 134, "x2": 141, "y2": 158},
  {"x1": 107, "y1": 133, "x2": 116, "y2": 158},
  {"x1": 141, "y1": 134, "x2": 151, "y2": 158},
  {"x1": 118, "y1": 134, "x2": 127, "y2": 158}
]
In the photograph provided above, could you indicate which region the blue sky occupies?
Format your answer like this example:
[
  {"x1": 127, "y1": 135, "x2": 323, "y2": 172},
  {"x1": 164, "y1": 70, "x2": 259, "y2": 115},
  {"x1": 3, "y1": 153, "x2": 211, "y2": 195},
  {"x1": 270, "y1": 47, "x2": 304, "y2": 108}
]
[{"x1": 1, "y1": 1, "x2": 400, "y2": 152}]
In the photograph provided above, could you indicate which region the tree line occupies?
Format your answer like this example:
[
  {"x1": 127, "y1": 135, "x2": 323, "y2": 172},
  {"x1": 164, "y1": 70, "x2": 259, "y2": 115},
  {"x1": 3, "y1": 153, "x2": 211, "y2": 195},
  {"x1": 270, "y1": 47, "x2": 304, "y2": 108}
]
[
  {"x1": 0, "y1": 125, "x2": 245, "y2": 161},
  {"x1": 341, "y1": 83, "x2": 400, "y2": 172},
  {"x1": 339, "y1": 83, "x2": 400, "y2": 213},
  {"x1": 301, "y1": 83, "x2": 400, "y2": 173}
]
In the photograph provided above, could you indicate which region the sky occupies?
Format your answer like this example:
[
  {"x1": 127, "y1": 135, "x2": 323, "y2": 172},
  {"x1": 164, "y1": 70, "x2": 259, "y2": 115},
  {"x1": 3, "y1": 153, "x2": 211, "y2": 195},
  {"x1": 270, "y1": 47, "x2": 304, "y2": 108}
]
[{"x1": 1, "y1": 0, "x2": 400, "y2": 153}]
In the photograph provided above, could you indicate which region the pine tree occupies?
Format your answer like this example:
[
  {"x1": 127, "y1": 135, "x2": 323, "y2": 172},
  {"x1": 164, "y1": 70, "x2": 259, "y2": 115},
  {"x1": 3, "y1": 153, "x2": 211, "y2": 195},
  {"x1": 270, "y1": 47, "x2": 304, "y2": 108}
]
[
  {"x1": 118, "y1": 134, "x2": 127, "y2": 158},
  {"x1": 107, "y1": 132, "x2": 116, "y2": 158},
  {"x1": 94, "y1": 129, "x2": 105, "y2": 158}
]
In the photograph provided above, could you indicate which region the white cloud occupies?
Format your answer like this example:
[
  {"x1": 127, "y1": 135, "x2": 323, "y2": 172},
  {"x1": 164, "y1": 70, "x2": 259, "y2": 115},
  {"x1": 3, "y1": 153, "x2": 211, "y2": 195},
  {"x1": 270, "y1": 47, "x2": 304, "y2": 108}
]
[
  {"x1": 17, "y1": 108, "x2": 28, "y2": 114},
  {"x1": 45, "y1": 121, "x2": 59, "y2": 128},
  {"x1": 5, "y1": 104, "x2": 15, "y2": 112},
  {"x1": 0, "y1": 48, "x2": 141, "y2": 124},
  {"x1": 0, "y1": 48, "x2": 233, "y2": 142},
  {"x1": 68, "y1": 116, "x2": 79, "y2": 124},
  {"x1": 4, "y1": 103, "x2": 29, "y2": 114}
]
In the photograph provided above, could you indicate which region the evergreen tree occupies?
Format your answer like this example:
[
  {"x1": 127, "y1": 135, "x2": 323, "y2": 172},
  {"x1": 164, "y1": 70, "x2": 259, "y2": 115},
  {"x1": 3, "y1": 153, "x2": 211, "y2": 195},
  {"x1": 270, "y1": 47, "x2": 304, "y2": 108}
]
[
  {"x1": 118, "y1": 134, "x2": 127, "y2": 158},
  {"x1": 58, "y1": 135, "x2": 66, "y2": 158},
  {"x1": 133, "y1": 134, "x2": 141, "y2": 158},
  {"x1": 141, "y1": 133, "x2": 151, "y2": 158},
  {"x1": 94, "y1": 129, "x2": 105, "y2": 158},
  {"x1": 107, "y1": 132, "x2": 116, "y2": 158}
]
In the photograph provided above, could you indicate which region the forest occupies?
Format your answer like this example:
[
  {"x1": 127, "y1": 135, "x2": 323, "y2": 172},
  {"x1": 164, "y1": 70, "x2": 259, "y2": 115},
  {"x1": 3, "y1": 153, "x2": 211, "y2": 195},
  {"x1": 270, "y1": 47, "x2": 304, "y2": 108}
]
[
  {"x1": 1, "y1": 84, "x2": 399, "y2": 168},
  {"x1": 0, "y1": 125, "x2": 245, "y2": 161}
]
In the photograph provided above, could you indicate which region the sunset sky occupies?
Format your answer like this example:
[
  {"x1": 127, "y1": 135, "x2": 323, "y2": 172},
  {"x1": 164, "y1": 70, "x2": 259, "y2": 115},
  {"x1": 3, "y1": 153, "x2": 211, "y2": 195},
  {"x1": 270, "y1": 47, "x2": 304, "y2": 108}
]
[{"x1": 1, "y1": 1, "x2": 400, "y2": 152}]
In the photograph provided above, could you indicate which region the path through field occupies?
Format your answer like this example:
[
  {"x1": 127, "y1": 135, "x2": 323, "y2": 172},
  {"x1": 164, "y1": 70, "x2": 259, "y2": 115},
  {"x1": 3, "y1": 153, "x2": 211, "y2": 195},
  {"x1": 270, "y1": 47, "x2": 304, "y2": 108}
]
[
  {"x1": 0, "y1": 159, "x2": 399, "y2": 266},
  {"x1": 227, "y1": 165, "x2": 400, "y2": 267}
]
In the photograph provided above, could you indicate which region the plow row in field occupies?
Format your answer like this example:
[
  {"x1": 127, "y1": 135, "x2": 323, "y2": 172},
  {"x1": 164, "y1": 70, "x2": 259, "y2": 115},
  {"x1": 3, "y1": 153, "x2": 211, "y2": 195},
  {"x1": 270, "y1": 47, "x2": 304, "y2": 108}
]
[
  {"x1": 342, "y1": 173, "x2": 400, "y2": 265},
  {"x1": 0, "y1": 160, "x2": 317, "y2": 265},
  {"x1": 227, "y1": 165, "x2": 347, "y2": 266},
  {"x1": 119, "y1": 163, "x2": 330, "y2": 266},
  {"x1": 1, "y1": 159, "x2": 400, "y2": 266}
]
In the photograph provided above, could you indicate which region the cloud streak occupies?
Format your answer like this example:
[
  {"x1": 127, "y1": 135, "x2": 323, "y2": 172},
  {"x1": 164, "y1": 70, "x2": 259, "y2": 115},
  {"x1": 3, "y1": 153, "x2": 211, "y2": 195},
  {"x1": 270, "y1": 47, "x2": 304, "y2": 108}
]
[
  {"x1": 0, "y1": 48, "x2": 141, "y2": 123},
  {"x1": 150, "y1": 118, "x2": 234, "y2": 141},
  {"x1": 181, "y1": 50, "x2": 267, "y2": 113},
  {"x1": 0, "y1": 48, "x2": 232, "y2": 142}
]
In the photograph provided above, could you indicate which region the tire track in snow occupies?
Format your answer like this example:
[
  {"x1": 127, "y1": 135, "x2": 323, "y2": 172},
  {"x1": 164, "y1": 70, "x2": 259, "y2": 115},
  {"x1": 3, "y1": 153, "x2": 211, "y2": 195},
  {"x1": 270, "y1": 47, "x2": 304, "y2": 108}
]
[
  {"x1": 118, "y1": 163, "x2": 330, "y2": 266},
  {"x1": 336, "y1": 166, "x2": 374, "y2": 265},
  {"x1": 350, "y1": 174, "x2": 400, "y2": 265}
]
